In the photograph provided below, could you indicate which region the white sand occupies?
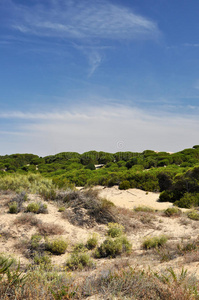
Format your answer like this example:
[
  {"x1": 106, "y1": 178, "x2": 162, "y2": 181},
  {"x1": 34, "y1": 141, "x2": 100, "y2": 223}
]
[{"x1": 93, "y1": 186, "x2": 173, "y2": 210}]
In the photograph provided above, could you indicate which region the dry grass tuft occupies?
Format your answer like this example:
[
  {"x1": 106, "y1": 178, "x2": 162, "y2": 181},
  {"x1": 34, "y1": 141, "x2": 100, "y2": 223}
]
[{"x1": 37, "y1": 222, "x2": 65, "y2": 236}]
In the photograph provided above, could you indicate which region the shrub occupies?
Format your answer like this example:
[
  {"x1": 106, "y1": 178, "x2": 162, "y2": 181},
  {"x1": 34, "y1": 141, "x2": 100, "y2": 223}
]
[
  {"x1": 107, "y1": 223, "x2": 124, "y2": 238},
  {"x1": 119, "y1": 180, "x2": 131, "y2": 190},
  {"x1": 37, "y1": 222, "x2": 64, "y2": 236},
  {"x1": 8, "y1": 192, "x2": 28, "y2": 213},
  {"x1": 66, "y1": 253, "x2": 94, "y2": 270},
  {"x1": 174, "y1": 193, "x2": 199, "y2": 208},
  {"x1": 134, "y1": 206, "x2": 154, "y2": 213},
  {"x1": 86, "y1": 234, "x2": 98, "y2": 250},
  {"x1": 26, "y1": 202, "x2": 40, "y2": 213},
  {"x1": 73, "y1": 243, "x2": 86, "y2": 253},
  {"x1": 26, "y1": 202, "x2": 48, "y2": 214},
  {"x1": 30, "y1": 234, "x2": 42, "y2": 250},
  {"x1": 142, "y1": 235, "x2": 168, "y2": 249},
  {"x1": 187, "y1": 210, "x2": 199, "y2": 221},
  {"x1": 95, "y1": 236, "x2": 132, "y2": 258},
  {"x1": 33, "y1": 254, "x2": 51, "y2": 267},
  {"x1": 164, "y1": 207, "x2": 181, "y2": 217},
  {"x1": 45, "y1": 238, "x2": 68, "y2": 255},
  {"x1": 58, "y1": 206, "x2": 65, "y2": 212},
  {"x1": 8, "y1": 201, "x2": 18, "y2": 214}
]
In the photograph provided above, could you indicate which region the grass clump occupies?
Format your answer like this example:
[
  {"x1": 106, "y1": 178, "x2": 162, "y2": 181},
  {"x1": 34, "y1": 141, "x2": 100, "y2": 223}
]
[
  {"x1": 8, "y1": 201, "x2": 18, "y2": 214},
  {"x1": 45, "y1": 238, "x2": 68, "y2": 255},
  {"x1": 58, "y1": 206, "x2": 65, "y2": 212},
  {"x1": 14, "y1": 213, "x2": 40, "y2": 227},
  {"x1": 86, "y1": 234, "x2": 98, "y2": 250},
  {"x1": 66, "y1": 253, "x2": 94, "y2": 270},
  {"x1": 134, "y1": 206, "x2": 155, "y2": 213},
  {"x1": 37, "y1": 222, "x2": 64, "y2": 236},
  {"x1": 164, "y1": 207, "x2": 182, "y2": 217},
  {"x1": 26, "y1": 202, "x2": 48, "y2": 214},
  {"x1": 107, "y1": 222, "x2": 124, "y2": 238},
  {"x1": 142, "y1": 235, "x2": 168, "y2": 250},
  {"x1": 95, "y1": 236, "x2": 132, "y2": 258},
  {"x1": 187, "y1": 210, "x2": 199, "y2": 221}
]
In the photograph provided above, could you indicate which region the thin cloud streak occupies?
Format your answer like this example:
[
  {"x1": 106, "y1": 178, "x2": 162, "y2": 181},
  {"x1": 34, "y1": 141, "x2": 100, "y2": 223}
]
[{"x1": 5, "y1": 0, "x2": 160, "y2": 41}]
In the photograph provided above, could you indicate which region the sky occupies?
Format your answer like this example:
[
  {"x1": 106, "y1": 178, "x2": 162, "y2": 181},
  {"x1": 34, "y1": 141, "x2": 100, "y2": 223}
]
[{"x1": 1, "y1": 0, "x2": 199, "y2": 156}]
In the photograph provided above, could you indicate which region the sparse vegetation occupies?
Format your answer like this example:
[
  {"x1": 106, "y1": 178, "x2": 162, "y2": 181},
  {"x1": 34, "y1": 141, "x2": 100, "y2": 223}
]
[
  {"x1": 164, "y1": 207, "x2": 182, "y2": 217},
  {"x1": 95, "y1": 236, "x2": 132, "y2": 258},
  {"x1": 66, "y1": 252, "x2": 94, "y2": 270},
  {"x1": 142, "y1": 235, "x2": 168, "y2": 249},
  {"x1": 45, "y1": 238, "x2": 68, "y2": 255},
  {"x1": 107, "y1": 222, "x2": 124, "y2": 237},
  {"x1": 187, "y1": 210, "x2": 199, "y2": 221}
]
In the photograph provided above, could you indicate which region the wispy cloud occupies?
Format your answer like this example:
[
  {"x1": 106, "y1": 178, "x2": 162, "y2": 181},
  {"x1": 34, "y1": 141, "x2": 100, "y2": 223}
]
[
  {"x1": 1, "y1": 104, "x2": 199, "y2": 155},
  {"x1": 4, "y1": 0, "x2": 160, "y2": 41}
]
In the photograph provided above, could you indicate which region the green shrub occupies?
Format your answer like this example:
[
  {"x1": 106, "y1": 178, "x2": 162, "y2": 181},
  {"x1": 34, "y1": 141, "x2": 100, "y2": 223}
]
[
  {"x1": 26, "y1": 202, "x2": 40, "y2": 213},
  {"x1": 134, "y1": 206, "x2": 154, "y2": 213},
  {"x1": 119, "y1": 180, "x2": 131, "y2": 190},
  {"x1": 45, "y1": 238, "x2": 68, "y2": 255},
  {"x1": 8, "y1": 201, "x2": 18, "y2": 214},
  {"x1": 95, "y1": 236, "x2": 132, "y2": 258},
  {"x1": 73, "y1": 243, "x2": 86, "y2": 253},
  {"x1": 58, "y1": 206, "x2": 65, "y2": 212},
  {"x1": 33, "y1": 254, "x2": 51, "y2": 267},
  {"x1": 107, "y1": 223, "x2": 124, "y2": 238},
  {"x1": 187, "y1": 210, "x2": 199, "y2": 221},
  {"x1": 174, "y1": 193, "x2": 199, "y2": 208},
  {"x1": 86, "y1": 234, "x2": 98, "y2": 250},
  {"x1": 142, "y1": 235, "x2": 168, "y2": 250},
  {"x1": 26, "y1": 202, "x2": 48, "y2": 214},
  {"x1": 30, "y1": 234, "x2": 42, "y2": 250},
  {"x1": 66, "y1": 253, "x2": 94, "y2": 270},
  {"x1": 164, "y1": 207, "x2": 181, "y2": 217}
]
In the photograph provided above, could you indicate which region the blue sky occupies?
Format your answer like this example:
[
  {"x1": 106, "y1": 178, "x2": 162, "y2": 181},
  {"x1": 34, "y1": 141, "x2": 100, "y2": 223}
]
[{"x1": 1, "y1": 0, "x2": 199, "y2": 156}]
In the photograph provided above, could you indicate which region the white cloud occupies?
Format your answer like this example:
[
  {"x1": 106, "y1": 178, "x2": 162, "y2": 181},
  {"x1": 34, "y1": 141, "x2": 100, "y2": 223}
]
[
  {"x1": 1, "y1": 104, "x2": 199, "y2": 156},
  {"x1": 7, "y1": 0, "x2": 159, "y2": 41}
]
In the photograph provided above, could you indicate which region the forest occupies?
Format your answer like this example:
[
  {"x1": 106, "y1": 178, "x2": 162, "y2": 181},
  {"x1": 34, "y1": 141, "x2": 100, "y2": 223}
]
[{"x1": 1, "y1": 145, "x2": 199, "y2": 208}]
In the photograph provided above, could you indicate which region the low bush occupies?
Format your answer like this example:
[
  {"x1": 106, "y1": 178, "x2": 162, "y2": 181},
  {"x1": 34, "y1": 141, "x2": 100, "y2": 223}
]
[
  {"x1": 164, "y1": 207, "x2": 182, "y2": 217},
  {"x1": 95, "y1": 236, "x2": 132, "y2": 258},
  {"x1": 8, "y1": 201, "x2": 18, "y2": 214},
  {"x1": 26, "y1": 202, "x2": 48, "y2": 214},
  {"x1": 66, "y1": 253, "x2": 94, "y2": 270},
  {"x1": 73, "y1": 242, "x2": 86, "y2": 253},
  {"x1": 86, "y1": 234, "x2": 98, "y2": 250},
  {"x1": 119, "y1": 180, "x2": 131, "y2": 190},
  {"x1": 134, "y1": 206, "x2": 155, "y2": 213},
  {"x1": 187, "y1": 210, "x2": 199, "y2": 221},
  {"x1": 37, "y1": 222, "x2": 64, "y2": 236},
  {"x1": 142, "y1": 235, "x2": 168, "y2": 249},
  {"x1": 45, "y1": 238, "x2": 68, "y2": 255},
  {"x1": 107, "y1": 222, "x2": 124, "y2": 238},
  {"x1": 174, "y1": 193, "x2": 199, "y2": 208}
]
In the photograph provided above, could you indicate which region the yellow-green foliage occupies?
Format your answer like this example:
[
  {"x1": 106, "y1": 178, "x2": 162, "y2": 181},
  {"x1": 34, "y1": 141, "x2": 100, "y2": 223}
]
[
  {"x1": 187, "y1": 210, "x2": 199, "y2": 221},
  {"x1": 66, "y1": 253, "x2": 94, "y2": 270},
  {"x1": 86, "y1": 234, "x2": 98, "y2": 250},
  {"x1": 107, "y1": 222, "x2": 124, "y2": 238},
  {"x1": 8, "y1": 201, "x2": 18, "y2": 214},
  {"x1": 0, "y1": 173, "x2": 56, "y2": 195},
  {"x1": 142, "y1": 235, "x2": 168, "y2": 249},
  {"x1": 134, "y1": 206, "x2": 155, "y2": 213},
  {"x1": 45, "y1": 238, "x2": 68, "y2": 255},
  {"x1": 95, "y1": 236, "x2": 132, "y2": 258},
  {"x1": 164, "y1": 207, "x2": 181, "y2": 217}
]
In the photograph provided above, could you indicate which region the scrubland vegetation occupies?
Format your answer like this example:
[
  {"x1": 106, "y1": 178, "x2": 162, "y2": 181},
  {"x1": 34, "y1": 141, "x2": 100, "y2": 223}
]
[{"x1": 1, "y1": 146, "x2": 199, "y2": 298}]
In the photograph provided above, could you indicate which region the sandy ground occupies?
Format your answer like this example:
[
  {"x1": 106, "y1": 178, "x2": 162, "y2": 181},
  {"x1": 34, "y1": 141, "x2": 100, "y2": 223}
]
[{"x1": 78, "y1": 186, "x2": 172, "y2": 210}]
